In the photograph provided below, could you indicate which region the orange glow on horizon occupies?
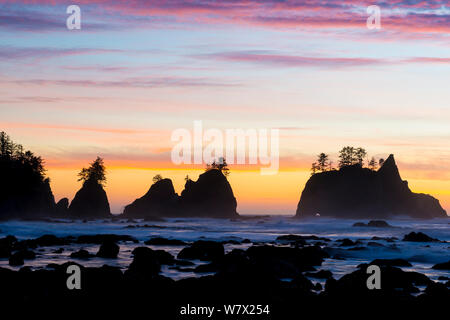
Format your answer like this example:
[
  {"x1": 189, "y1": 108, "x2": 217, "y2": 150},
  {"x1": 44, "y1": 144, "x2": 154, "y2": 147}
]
[{"x1": 47, "y1": 166, "x2": 450, "y2": 216}]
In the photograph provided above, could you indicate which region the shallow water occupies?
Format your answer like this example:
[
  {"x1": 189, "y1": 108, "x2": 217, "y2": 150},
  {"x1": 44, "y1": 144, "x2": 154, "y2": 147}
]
[{"x1": 0, "y1": 216, "x2": 449, "y2": 281}]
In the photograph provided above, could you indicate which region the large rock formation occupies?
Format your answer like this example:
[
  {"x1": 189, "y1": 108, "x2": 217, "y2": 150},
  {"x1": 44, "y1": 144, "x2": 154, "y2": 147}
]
[
  {"x1": 0, "y1": 172, "x2": 56, "y2": 220},
  {"x1": 122, "y1": 178, "x2": 178, "y2": 218},
  {"x1": 0, "y1": 133, "x2": 56, "y2": 220},
  {"x1": 122, "y1": 169, "x2": 238, "y2": 219},
  {"x1": 179, "y1": 169, "x2": 238, "y2": 218},
  {"x1": 68, "y1": 180, "x2": 111, "y2": 218},
  {"x1": 295, "y1": 155, "x2": 447, "y2": 219}
]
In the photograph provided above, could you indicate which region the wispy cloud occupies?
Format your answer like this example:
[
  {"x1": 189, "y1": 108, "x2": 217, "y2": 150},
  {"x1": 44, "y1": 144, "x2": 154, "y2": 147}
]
[
  {"x1": 201, "y1": 51, "x2": 385, "y2": 68},
  {"x1": 0, "y1": 121, "x2": 161, "y2": 135},
  {"x1": 0, "y1": 46, "x2": 124, "y2": 60},
  {"x1": 197, "y1": 51, "x2": 450, "y2": 68},
  {"x1": 1, "y1": 76, "x2": 240, "y2": 88}
]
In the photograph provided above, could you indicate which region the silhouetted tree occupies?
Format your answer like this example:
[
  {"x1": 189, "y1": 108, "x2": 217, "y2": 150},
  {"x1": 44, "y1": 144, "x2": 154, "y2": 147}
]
[
  {"x1": 78, "y1": 157, "x2": 106, "y2": 186},
  {"x1": 328, "y1": 161, "x2": 335, "y2": 171},
  {"x1": 368, "y1": 157, "x2": 377, "y2": 170},
  {"x1": 355, "y1": 147, "x2": 367, "y2": 166},
  {"x1": 0, "y1": 131, "x2": 15, "y2": 159},
  {"x1": 206, "y1": 157, "x2": 230, "y2": 177},
  {"x1": 338, "y1": 146, "x2": 354, "y2": 168},
  {"x1": 379, "y1": 158, "x2": 385, "y2": 167},
  {"x1": 0, "y1": 131, "x2": 53, "y2": 217},
  {"x1": 311, "y1": 162, "x2": 319, "y2": 175},
  {"x1": 152, "y1": 174, "x2": 163, "y2": 183},
  {"x1": 338, "y1": 146, "x2": 367, "y2": 168},
  {"x1": 316, "y1": 153, "x2": 329, "y2": 172},
  {"x1": 184, "y1": 174, "x2": 191, "y2": 182},
  {"x1": 0, "y1": 131, "x2": 46, "y2": 179}
]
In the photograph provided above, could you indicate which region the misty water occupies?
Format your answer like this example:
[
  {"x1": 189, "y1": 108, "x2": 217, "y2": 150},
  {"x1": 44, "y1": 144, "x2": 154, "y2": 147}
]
[{"x1": 0, "y1": 216, "x2": 448, "y2": 284}]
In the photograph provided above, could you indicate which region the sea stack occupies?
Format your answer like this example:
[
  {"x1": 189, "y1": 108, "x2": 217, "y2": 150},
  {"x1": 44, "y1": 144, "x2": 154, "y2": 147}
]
[
  {"x1": 295, "y1": 154, "x2": 447, "y2": 219},
  {"x1": 179, "y1": 169, "x2": 238, "y2": 218},
  {"x1": 0, "y1": 131, "x2": 56, "y2": 220},
  {"x1": 69, "y1": 180, "x2": 111, "y2": 218},
  {"x1": 121, "y1": 169, "x2": 239, "y2": 219},
  {"x1": 123, "y1": 178, "x2": 178, "y2": 218}
]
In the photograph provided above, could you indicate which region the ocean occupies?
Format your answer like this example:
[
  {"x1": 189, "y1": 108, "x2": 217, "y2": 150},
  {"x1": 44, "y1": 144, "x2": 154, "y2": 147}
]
[{"x1": 0, "y1": 216, "x2": 449, "y2": 284}]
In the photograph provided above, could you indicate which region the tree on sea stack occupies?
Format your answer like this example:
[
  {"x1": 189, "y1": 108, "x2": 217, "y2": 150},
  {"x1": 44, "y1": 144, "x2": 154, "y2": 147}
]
[
  {"x1": 338, "y1": 146, "x2": 367, "y2": 168},
  {"x1": 316, "y1": 153, "x2": 330, "y2": 172},
  {"x1": 153, "y1": 174, "x2": 163, "y2": 183},
  {"x1": 78, "y1": 156, "x2": 107, "y2": 186},
  {"x1": 368, "y1": 157, "x2": 377, "y2": 171},
  {"x1": 0, "y1": 131, "x2": 56, "y2": 219},
  {"x1": 206, "y1": 157, "x2": 230, "y2": 177},
  {"x1": 69, "y1": 156, "x2": 111, "y2": 218}
]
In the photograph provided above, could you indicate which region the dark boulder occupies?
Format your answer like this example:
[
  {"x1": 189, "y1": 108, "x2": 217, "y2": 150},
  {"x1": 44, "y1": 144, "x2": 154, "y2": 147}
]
[
  {"x1": 432, "y1": 260, "x2": 450, "y2": 270},
  {"x1": 353, "y1": 222, "x2": 367, "y2": 227},
  {"x1": 76, "y1": 234, "x2": 138, "y2": 244},
  {"x1": 246, "y1": 245, "x2": 328, "y2": 275},
  {"x1": 338, "y1": 239, "x2": 357, "y2": 247},
  {"x1": 276, "y1": 234, "x2": 330, "y2": 242},
  {"x1": 125, "y1": 247, "x2": 161, "y2": 277},
  {"x1": 291, "y1": 274, "x2": 315, "y2": 292},
  {"x1": 325, "y1": 265, "x2": 431, "y2": 298},
  {"x1": 0, "y1": 235, "x2": 17, "y2": 258},
  {"x1": 144, "y1": 237, "x2": 186, "y2": 246},
  {"x1": 402, "y1": 232, "x2": 440, "y2": 242},
  {"x1": 195, "y1": 249, "x2": 249, "y2": 275},
  {"x1": 177, "y1": 240, "x2": 225, "y2": 261},
  {"x1": 9, "y1": 249, "x2": 36, "y2": 266},
  {"x1": 9, "y1": 252, "x2": 24, "y2": 266},
  {"x1": 70, "y1": 249, "x2": 94, "y2": 259},
  {"x1": 420, "y1": 282, "x2": 450, "y2": 303},
  {"x1": 33, "y1": 234, "x2": 72, "y2": 247},
  {"x1": 68, "y1": 180, "x2": 111, "y2": 218},
  {"x1": 275, "y1": 235, "x2": 306, "y2": 245},
  {"x1": 296, "y1": 155, "x2": 447, "y2": 219},
  {"x1": 353, "y1": 220, "x2": 393, "y2": 228},
  {"x1": 0, "y1": 245, "x2": 11, "y2": 258},
  {"x1": 96, "y1": 241, "x2": 119, "y2": 258}
]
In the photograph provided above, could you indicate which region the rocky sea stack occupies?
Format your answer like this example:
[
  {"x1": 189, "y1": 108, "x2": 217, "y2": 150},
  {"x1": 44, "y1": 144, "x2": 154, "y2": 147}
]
[
  {"x1": 0, "y1": 132, "x2": 56, "y2": 220},
  {"x1": 179, "y1": 169, "x2": 238, "y2": 218},
  {"x1": 296, "y1": 154, "x2": 447, "y2": 219},
  {"x1": 123, "y1": 178, "x2": 178, "y2": 218},
  {"x1": 69, "y1": 180, "x2": 111, "y2": 218},
  {"x1": 123, "y1": 169, "x2": 238, "y2": 219}
]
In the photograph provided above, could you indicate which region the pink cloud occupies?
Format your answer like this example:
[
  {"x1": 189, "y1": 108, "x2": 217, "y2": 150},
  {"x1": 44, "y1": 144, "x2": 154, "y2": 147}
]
[
  {"x1": 203, "y1": 51, "x2": 385, "y2": 68},
  {"x1": 2, "y1": 0, "x2": 449, "y2": 38},
  {"x1": 0, "y1": 76, "x2": 240, "y2": 88},
  {"x1": 198, "y1": 51, "x2": 450, "y2": 68}
]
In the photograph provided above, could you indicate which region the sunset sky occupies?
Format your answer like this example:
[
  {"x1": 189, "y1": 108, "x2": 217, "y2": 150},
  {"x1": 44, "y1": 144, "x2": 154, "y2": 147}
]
[{"x1": 1, "y1": 0, "x2": 449, "y2": 214}]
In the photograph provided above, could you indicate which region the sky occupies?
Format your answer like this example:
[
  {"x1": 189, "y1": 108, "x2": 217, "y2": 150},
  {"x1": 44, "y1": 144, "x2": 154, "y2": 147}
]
[{"x1": 0, "y1": 0, "x2": 449, "y2": 215}]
